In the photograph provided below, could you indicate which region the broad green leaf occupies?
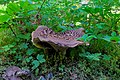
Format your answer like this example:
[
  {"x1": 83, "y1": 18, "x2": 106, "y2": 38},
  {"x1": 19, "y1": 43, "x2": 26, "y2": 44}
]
[
  {"x1": 95, "y1": 6, "x2": 103, "y2": 14},
  {"x1": 26, "y1": 56, "x2": 33, "y2": 62},
  {"x1": 26, "y1": 49, "x2": 34, "y2": 55},
  {"x1": 6, "y1": 7, "x2": 14, "y2": 15},
  {"x1": 20, "y1": 43, "x2": 28, "y2": 49},
  {"x1": 79, "y1": 52, "x2": 90, "y2": 57},
  {"x1": 96, "y1": 23, "x2": 105, "y2": 29},
  {"x1": 37, "y1": 54, "x2": 46, "y2": 63},
  {"x1": 10, "y1": 50, "x2": 16, "y2": 54},
  {"x1": 102, "y1": 35, "x2": 111, "y2": 42},
  {"x1": 77, "y1": 34, "x2": 88, "y2": 41},
  {"x1": 17, "y1": 33, "x2": 30, "y2": 40},
  {"x1": 25, "y1": 33, "x2": 31, "y2": 40},
  {"x1": 7, "y1": 3, "x2": 20, "y2": 13},
  {"x1": 0, "y1": 14, "x2": 10, "y2": 23},
  {"x1": 86, "y1": 53, "x2": 101, "y2": 61},
  {"x1": 32, "y1": 60, "x2": 40, "y2": 70},
  {"x1": 103, "y1": 35, "x2": 120, "y2": 43},
  {"x1": 110, "y1": 36, "x2": 120, "y2": 42},
  {"x1": 77, "y1": 34, "x2": 96, "y2": 42},
  {"x1": 111, "y1": 31, "x2": 117, "y2": 36},
  {"x1": 0, "y1": 10, "x2": 6, "y2": 15},
  {"x1": 86, "y1": 35, "x2": 97, "y2": 41},
  {"x1": 15, "y1": 55, "x2": 22, "y2": 61},
  {"x1": 2, "y1": 45, "x2": 10, "y2": 51},
  {"x1": 58, "y1": 65, "x2": 65, "y2": 72},
  {"x1": 59, "y1": 26, "x2": 67, "y2": 30},
  {"x1": 80, "y1": 52, "x2": 101, "y2": 61},
  {"x1": 8, "y1": 43, "x2": 16, "y2": 48},
  {"x1": 0, "y1": 49, "x2": 4, "y2": 53},
  {"x1": 19, "y1": 1, "x2": 34, "y2": 11},
  {"x1": 103, "y1": 54, "x2": 111, "y2": 60}
]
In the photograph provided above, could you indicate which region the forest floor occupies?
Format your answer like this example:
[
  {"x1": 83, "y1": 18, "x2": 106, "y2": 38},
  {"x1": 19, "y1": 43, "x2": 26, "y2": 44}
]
[{"x1": 0, "y1": 55, "x2": 117, "y2": 80}]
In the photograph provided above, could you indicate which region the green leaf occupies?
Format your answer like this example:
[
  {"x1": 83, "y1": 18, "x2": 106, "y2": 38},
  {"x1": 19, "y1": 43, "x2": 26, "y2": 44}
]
[
  {"x1": 17, "y1": 33, "x2": 30, "y2": 40},
  {"x1": 6, "y1": 7, "x2": 14, "y2": 15},
  {"x1": 111, "y1": 31, "x2": 117, "y2": 36},
  {"x1": 103, "y1": 35, "x2": 120, "y2": 43},
  {"x1": 2, "y1": 43, "x2": 16, "y2": 52},
  {"x1": 26, "y1": 56, "x2": 33, "y2": 62},
  {"x1": 86, "y1": 53, "x2": 101, "y2": 61},
  {"x1": 77, "y1": 34, "x2": 88, "y2": 41},
  {"x1": 80, "y1": 52, "x2": 101, "y2": 61},
  {"x1": 25, "y1": 33, "x2": 31, "y2": 40},
  {"x1": 32, "y1": 60, "x2": 40, "y2": 70},
  {"x1": 0, "y1": 14, "x2": 10, "y2": 23},
  {"x1": 59, "y1": 26, "x2": 67, "y2": 30},
  {"x1": 77, "y1": 34, "x2": 97, "y2": 42},
  {"x1": 58, "y1": 65, "x2": 65, "y2": 72},
  {"x1": 110, "y1": 36, "x2": 120, "y2": 42},
  {"x1": 8, "y1": 43, "x2": 16, "y2": 48},
  {"x1": 0, "y1": 10, "x2": 6, "y2": 14},
  {"x1": 96, "y1": 23, "x2": 105, "y2": 29},
  {"x1": 86, "y1": 35, "x2": 97, "y2": 41},
  {"x1": 102, "y1": 35, "x2": 111, "y2": 42},
  {"x1": 19, "y1": 1, "x2": 34, "y2": 11},
  {"x1": 26, "y1": 49, "x2": 34, "y2": 55},
  {"x1": 20, "y1": 43, "x2": 28, "y2": 49},
  {"x1": 103, "y1": 54, "x2": 111, "y2": 60},
  {"x1": 10, "y1": 48, "x2": 16, "y2": 54},
  {"x1": 15, "y1": 55, "x2": 22, "y2": 61},
  {"x1": 2, "y1": 45, "x2": 10, "y2": 51},
  {"x1": 7, "y1": 3, "x2": 20, "y2": 14},
  {"x1": 0, "y1": 49, "x2": 4, "y2": 53},
  {"x1": 37, "y1": 54, "x2": 46, "y2": 63}
]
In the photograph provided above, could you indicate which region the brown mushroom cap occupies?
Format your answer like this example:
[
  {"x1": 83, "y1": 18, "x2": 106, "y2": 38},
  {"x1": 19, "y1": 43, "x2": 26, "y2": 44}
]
[
  {"x1": 2, "y1": 66, "x2": 32, "y2": 80},
  {"x1": 2, "y1": 66, "x2": 22, "y2": 80},
  {"x1": 32, "y1": 26, "x2": 85, "y2": 51}
]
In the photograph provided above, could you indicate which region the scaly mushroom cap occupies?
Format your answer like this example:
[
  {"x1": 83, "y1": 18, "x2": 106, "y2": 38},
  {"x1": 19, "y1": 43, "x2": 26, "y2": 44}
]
[
  {"x1": 2, "y1": 66, "x2": 22, "y2": 80},
  {"x1": 2, "y1": 66, "x2": 31, "y2": 80},
  {"x1": 32, "y1": 26, "x2": 85, "y2": 51}
]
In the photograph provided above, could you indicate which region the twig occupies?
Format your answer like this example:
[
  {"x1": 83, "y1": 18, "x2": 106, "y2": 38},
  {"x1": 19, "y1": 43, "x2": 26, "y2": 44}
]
[
  {"x1": 9, "y1": 25, "x2": 16, "y2": 37},
  {"x1": 37, "y1": 0, "x2": 46, "y2": 14}
]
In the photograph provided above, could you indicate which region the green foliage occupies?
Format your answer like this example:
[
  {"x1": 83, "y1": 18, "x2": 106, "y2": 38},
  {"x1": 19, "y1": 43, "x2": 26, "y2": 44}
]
[
  {"x1": 0, "y1": 0, "x2": 120, "y2": 79},
  {"x1": 80, "y1": 52, "x2": 101, "y2": 61},
  {"x1": 102, "y1": 54, "x2": 111, "y2": 61},
  {"x1": 32, "y1": 54, "x2": 46, "y2": 70}
]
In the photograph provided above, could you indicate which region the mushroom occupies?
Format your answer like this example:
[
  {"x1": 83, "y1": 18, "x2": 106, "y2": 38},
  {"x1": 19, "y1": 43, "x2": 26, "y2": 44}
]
[
  {"x1": 2, "y1": 66, "x2": 33, "y2": 80},
  {"x1": 32, "y1": 26, "x2": 86, "y2": 63},
  {"x1": 2, "y1": 66, "x2": 22, "y2": 80}
]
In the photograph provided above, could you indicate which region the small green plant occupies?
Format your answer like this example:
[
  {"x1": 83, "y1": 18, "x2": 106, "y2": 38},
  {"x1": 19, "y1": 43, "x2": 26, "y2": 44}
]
[
  {"x1": 79, "y1": 52, "x2": 101, "y2": 61},
  {"x1": 32, "y1": 54, "x2": 46, "y2": 70}
]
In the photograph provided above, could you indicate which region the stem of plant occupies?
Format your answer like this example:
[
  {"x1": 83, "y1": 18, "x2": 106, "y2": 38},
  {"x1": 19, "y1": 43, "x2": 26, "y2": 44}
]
[
  {"x1": 60, "y1": 50, "x2": 66, "y2": 65},
  {"x1": 9, "y1": 25, "x2": 16, "y2": 37}
]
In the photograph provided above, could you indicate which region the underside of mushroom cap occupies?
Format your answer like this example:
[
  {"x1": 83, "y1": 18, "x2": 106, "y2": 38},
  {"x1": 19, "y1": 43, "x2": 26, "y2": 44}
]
[{"x1": 32, "y1": 26, "x2": 85, "y2": 51}]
